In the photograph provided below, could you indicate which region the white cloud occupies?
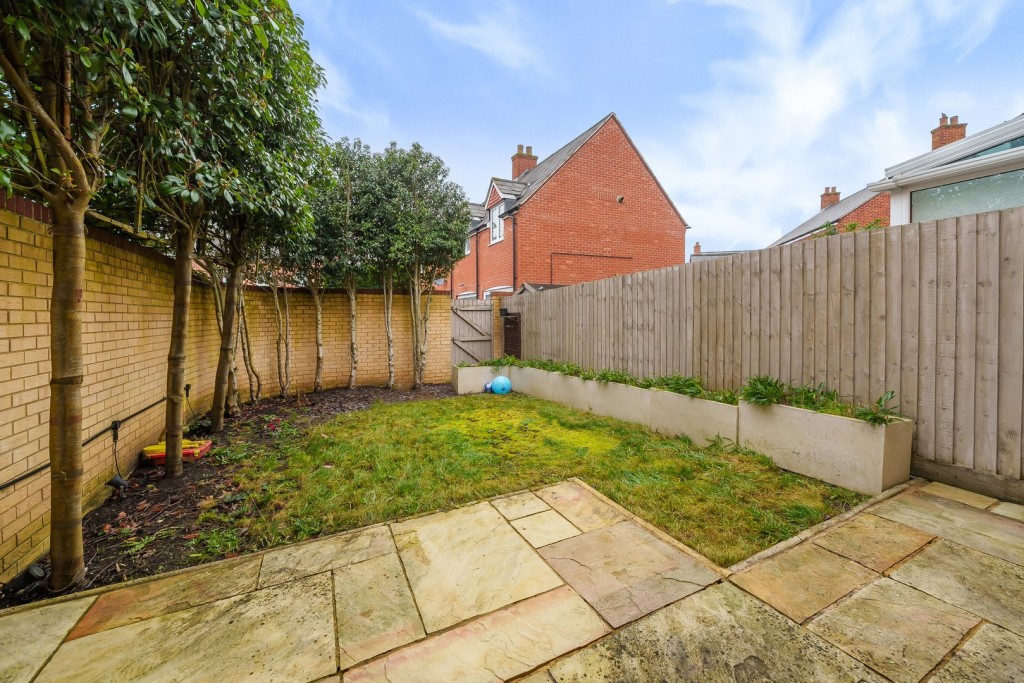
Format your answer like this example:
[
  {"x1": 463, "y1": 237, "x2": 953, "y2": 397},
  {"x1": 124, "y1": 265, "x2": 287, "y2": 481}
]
[
  {"x1": 415, "y1": 5, "x2": 545, "y2": 73},
  {"x1": 313, "y1": 51, "x2": 390, "y2": 130},
  {"x1": 646, "y1": 0, "x2": 1008, "y2": 251}
]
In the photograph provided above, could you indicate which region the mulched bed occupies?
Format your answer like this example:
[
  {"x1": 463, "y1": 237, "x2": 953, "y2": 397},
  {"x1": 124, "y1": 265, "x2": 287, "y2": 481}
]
[{"x1": 0, "y1": 384, "x2": 455, "y2": 609}]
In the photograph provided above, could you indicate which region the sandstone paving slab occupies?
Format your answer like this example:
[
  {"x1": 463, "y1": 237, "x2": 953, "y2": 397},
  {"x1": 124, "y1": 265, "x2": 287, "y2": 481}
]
[
  {"x1": 808, "y1": 578, "x2": 980, "y2": 683},
  {"x1": 492, "y1": 491, "x2": 550, "y2": 520},
  {"x1": 514, "y1": 670, "x2": 555, "y2": 682},
  {"x1": 69, "y1": 556, "x2": 261, "y2": 639},
  {"x1": 812, "y1": 512, "x2": 934, "y2": 572},
  {"x1": 547, "y1": 582, "x2": 887, "y2": 683},
  {"x1": 344, "y1": 585, "x2": 609, "y2": 683},
  {"x1": 512, "y1": 510, "x2": 581, "y2": 548},
  {"x1": 919, "y1": 482, "x2": 998, "y2": 508},
  {"x1": 872, "y1": 492, "x2": 1024, "y2": 566},
  {"x1": 0, "y1": 596, "x2": 95, "y2": 683},
  {"x1": 35, "y1": 573, "x2": 336, "y2": 683},
  {"x1": 392, "y1": 502, "x2": 562, "y2": 633},
  {"x1": 930, "y1": 623, "x2": 1024, "y2": 683},
  {"x1": 539, "y1": 520, "x2": 719, "y2": 627},
  {"x1": 259, "y1": 524, "x2": 393, "y2": 588},
  {"x1": 334, "y1": 552, "x2": 424, "y2": 669},
  {"x1": 536, "y1": 481, "x2": 626, "y2": 532},
  {"x1": 730, "y1": 542, "x2": 876, "y2": 623},
  {"x1": 889, "y1": 539, "x2": 1024, "y2": 636},
  {"x1": 992, "y1": 501, "x2": 1024, "y2": 522}
]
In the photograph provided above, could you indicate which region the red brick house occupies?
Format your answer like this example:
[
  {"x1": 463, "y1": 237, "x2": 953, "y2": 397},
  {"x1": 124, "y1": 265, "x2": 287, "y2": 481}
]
[{"x1": 452, "y1": 113, "x2": 688, "y2": 299}]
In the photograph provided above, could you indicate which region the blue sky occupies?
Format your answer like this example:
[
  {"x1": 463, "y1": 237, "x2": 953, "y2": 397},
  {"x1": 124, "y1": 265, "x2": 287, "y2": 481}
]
[{"x1": 291, "y1": 0, "x2": 1024, "y2": 251}]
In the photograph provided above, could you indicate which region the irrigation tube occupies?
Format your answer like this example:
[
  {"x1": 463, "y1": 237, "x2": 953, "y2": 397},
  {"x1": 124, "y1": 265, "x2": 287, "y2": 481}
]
[{"x1": 0, "y1": 397, "x2": 167, "y2": 494}]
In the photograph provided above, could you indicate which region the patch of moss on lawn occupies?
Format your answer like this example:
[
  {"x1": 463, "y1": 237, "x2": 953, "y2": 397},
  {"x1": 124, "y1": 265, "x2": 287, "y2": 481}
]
[{"x1": 214, "y1": 394, "x2": 866, "y2": 567}]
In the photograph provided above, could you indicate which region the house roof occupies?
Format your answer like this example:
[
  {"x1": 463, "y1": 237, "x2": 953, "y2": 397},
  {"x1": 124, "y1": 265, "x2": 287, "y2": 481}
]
[
  {"x1": 516, "y1": 282, "x2": 565, "y2": 294},
  {"x1": 770, "y1": 187, "x2": 880, "y2": 247},
  {"x1": 469, "y1": 202, "x2": 486, "y2": 221},
  {"x1": 471, "y1": 112, "x2": 688, "y2": 231},
  {"x1": 506, "y1": 113, "x2": 615, "y2": 210}
]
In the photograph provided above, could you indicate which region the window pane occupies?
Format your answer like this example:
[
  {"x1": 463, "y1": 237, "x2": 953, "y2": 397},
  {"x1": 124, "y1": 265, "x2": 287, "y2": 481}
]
[
  {"x1": 911, "y1": 169, "x2": 1024, "y2": 222},
  {"x1": 959, "y1": 135, "x2": 1024, "y2": 161}
]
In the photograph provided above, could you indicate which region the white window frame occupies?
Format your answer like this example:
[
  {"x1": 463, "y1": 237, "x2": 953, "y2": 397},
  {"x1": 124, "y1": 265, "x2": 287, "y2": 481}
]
[
  {"x1": 483, "y1": 285, "x2": 513, "y2": 299},
  {"x1": 489, "y1": 205, "x2": 504, "y2": 244},
  {"x1": 456, "y1": 291, "x2": 477, "y2": 300},
  {"x1": 464, "y1": 237, "x2": 471, "y2": 255}
]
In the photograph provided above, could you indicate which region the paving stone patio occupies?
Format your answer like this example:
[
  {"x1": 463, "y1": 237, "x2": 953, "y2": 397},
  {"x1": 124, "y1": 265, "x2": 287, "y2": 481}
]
[{"x1": 1, "y1": 478, "x2": 1022, "y2": 682}]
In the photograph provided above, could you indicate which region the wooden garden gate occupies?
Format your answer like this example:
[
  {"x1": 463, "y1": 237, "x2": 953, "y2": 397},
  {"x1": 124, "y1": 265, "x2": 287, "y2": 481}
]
[{"x1": 451, "y1": 299, "x2": 493, "y2": 365}]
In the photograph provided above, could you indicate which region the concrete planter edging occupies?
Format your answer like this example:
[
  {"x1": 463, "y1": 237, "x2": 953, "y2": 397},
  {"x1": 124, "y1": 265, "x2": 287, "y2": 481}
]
[
  {"x1": 737, "y1": 402, "x2": 913, "y2": 494},
  {"x1": 452, "y1": 365, "x2": 508, "y2": 394}
]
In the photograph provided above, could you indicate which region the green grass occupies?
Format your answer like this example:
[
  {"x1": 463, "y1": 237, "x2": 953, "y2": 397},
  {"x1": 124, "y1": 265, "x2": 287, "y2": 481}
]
[{"x1": 206, "y1": 394, "x2": 866, "y2": 567}]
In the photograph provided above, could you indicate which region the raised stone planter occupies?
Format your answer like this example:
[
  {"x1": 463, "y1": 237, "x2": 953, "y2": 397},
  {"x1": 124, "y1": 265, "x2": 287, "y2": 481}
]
[
  {"x1": 585, "y1": 381, "x2": 652, "y2": 425},
  {"x1": 737, "y1": 402, "x2": 913, "y2": 494},
  {"x1": 452, "y1": 365, "x2": 507, "y2": 394},
  {"x1": 648, "y1": 390, "x2": 739, "y2": 445},
  {"x1": 549, "y1": 374, "x2": 592, "y2": 413},
  {"x1": 507, "y1": 366, "x2": 554, "y2": 401}
]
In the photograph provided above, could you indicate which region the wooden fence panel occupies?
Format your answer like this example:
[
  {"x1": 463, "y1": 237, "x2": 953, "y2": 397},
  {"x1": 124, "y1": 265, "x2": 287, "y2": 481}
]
[{"x1": 503, "y1": 209, "x2": 1024, "y2": 492}]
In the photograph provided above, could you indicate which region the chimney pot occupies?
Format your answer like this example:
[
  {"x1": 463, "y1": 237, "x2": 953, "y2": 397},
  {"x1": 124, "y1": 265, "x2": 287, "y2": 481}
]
[
  {"x1": 512, "y1": 143, "x2": 538, "y2": 178},
  {"x1": 821, "y1": 186, "x2": 841, "y2": 210},
  {"x1": 931, "y1": 113, "x2": 968, "y2": 150}
]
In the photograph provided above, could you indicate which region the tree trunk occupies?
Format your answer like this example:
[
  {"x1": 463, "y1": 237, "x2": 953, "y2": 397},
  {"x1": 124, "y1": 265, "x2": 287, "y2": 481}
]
[
  {"x1": 270, "y1": 274, "x2": 288, "y2": 397},
  {"x1": 417, "y1": 271, "x2": 436, "y2": 388},
  {"x1": 283, "y1": 282, "x2": 292, "y2": 395},
  {"x1": 346, "y1": 276, "x2": 358, "y2": 389},
  {"x1": 47, "y1": 204, "x2": 87, "y2": 591},
  {"x1": 382, "y1": 268, "x2": 395, "y2": 389},
  {"x1": 164, "y1": 221, "x2": 198, "y2": 479},
  {"x1": 238, "y1": 289, "x2": 261, "y2": 402},
  {"x1": 210, "y1": 261, "x2": 243, "y2": 431},
  {"x1": 408, "y1": 267, "x2": 424, "y2": 389},
  {"x1": 311, "y1": 284, "x2": 324, "y2": 392}
]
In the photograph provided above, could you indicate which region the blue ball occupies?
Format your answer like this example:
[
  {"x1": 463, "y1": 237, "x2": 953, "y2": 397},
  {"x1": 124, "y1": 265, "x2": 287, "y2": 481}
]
[{"x1": 491, "y1": 375, "x2": 512, "y2": 395}]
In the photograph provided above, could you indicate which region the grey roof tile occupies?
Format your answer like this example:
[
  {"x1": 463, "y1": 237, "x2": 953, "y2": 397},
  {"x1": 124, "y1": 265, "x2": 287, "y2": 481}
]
[{"x1": 770, "y1": 188, "x2": 879, "y2": 246}]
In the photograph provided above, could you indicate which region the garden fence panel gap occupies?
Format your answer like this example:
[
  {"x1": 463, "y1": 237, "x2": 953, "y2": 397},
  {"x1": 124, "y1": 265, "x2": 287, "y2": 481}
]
[{"x1": 503, "y1": 208, "x2": 1024, "y2": 501}]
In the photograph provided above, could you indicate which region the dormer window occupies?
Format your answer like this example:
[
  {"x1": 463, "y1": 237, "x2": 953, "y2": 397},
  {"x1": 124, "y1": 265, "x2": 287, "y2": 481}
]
[{"x1": 489, "y1": 204, "x2": 504, "y2": 243}]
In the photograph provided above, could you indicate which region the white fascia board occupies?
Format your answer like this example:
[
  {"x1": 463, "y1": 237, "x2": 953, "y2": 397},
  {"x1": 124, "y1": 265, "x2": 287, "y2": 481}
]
[
  {"x1": 883, "y1": 114, "x2": 1024, "y2": 178},
  {"x1": 868, "y1": 147, "x2": 1024, "y2": 192}
]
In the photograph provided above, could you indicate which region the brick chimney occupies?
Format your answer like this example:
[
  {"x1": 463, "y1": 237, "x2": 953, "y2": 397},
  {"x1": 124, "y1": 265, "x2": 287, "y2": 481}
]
[
  {"x1": 931, "y1": 114, "x2": 967, "y2": 150},
  {"x1": 511, "y1": 144, "x2": 538, "y2": 179},
  {"x1": 820, "y1": 186, "x2": 840, "y2": 210},
  {"x1": 692, "y1": 242, "x2": 701, "y2": 256}
]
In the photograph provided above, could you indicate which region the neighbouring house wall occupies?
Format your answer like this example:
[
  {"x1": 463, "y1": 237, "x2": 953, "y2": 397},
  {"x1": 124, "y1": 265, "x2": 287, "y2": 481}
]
[
  {"x1": 836, "y1": 192, "x2": 891, "y2": 231},
  {"x1": 516, "y1": 117, "x2": 686, "y2": 286},
  {"x1": 0, "y1": 203, "x2": 450, "y2": 584},
  {"x1": 506, "y1": 208, "x2": 1024, "y2": 503}
]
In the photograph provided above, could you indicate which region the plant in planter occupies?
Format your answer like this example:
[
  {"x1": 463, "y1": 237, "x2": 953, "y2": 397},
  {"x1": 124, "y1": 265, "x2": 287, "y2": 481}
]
[
  {"x1": 738, "y1": 375, "x2": 787, "y2": 405},
  {"x1": 737, "y1": 377, "x2": 912, "y2": 494}
]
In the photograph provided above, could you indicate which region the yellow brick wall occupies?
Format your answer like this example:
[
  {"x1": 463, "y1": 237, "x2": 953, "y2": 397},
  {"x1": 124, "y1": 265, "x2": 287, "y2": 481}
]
[{"x1": 0, "y1": 207, "x2": 450, "y2": 584}]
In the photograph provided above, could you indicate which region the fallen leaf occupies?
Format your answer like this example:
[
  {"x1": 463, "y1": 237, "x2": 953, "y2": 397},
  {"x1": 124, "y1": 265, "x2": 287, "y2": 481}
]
[{"x1": 182, "y1": 533, "x2": 200, "y2": 540}]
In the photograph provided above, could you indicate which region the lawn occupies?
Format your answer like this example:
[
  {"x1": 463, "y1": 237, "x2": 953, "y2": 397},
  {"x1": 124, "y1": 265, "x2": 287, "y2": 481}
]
[{"x1": 199, "y1": 393, "x2": 866, "y2": 567}]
